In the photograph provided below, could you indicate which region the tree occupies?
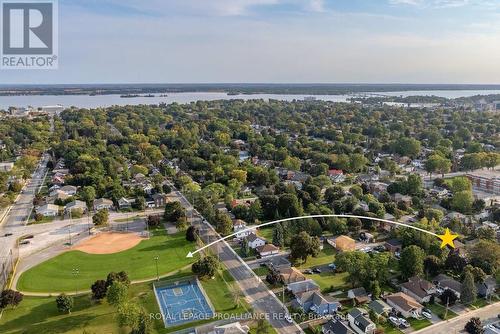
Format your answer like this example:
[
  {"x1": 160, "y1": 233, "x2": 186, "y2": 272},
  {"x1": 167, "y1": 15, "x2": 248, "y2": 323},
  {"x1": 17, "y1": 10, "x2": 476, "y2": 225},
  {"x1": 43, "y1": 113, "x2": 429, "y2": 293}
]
[
  {"x1": 186, "y1": 225, "x2": 199, "y2": 242},
  {"x1": 440, "y1": 289, "x2": 458, "y2": 306},
  {"x1": 117, "y1": 302, "x2": 152, "y2": 334},
  {"x1": 325, "y1": 218, "x2": 345, "y2": 236},
  {"x1": 425, "y1": 155, "x2": 451, "y2": 178},
  {"x1": 451, "y1": 191, "x2": 473, "y2": 213},
  {"x1": 424, "y1": 255, "x2": 442, "y2": 277},
  {"x1": 56, "y1": 293, "x2": 74, "y2": 314},
  {"x1": 163, "y1": 201, "x2": 186, "y2": 222},
  {"x1": 465, "y1": 317, "x2": 484, "y2": 334},
  {"x1": 278, "y1": 193, "x2": 303, "y2": 218},
  {"x1": 461, "y1": 270, "x2": 477, "y2": 305},
  {"x1": 92, "y1": 209, "x2": 109, "y2": 226},
  {"x1": 469, "y1": 240, "x2": 500, "y2": 274},
  {"x1": 347, "y1": 217, "x2": 362, "y2": 234},
  {"x1": 241, "y1": 238, "x2": 250, "y2": 257},
  {"x1": 272, "y1": 223, "x2": 284, "y2": 247},
  {"x1": 80, "y1": 186, "x2": 96, "y2": 207},
  {"x1": 91, "y1": 280, "x2": 108, "y2": 300},
  {"x1": 400, "y1": 245, "x2": 425, "y2": 279},
  {"x1": 290, "y1": 231, "x2": 320, "y2": 263},
  {"x1": 106, "y1": 271, "x2": 130, "y2": 288},
  {"x1": 0, "y1": 289, "x2": 23, "y2": 309},
  {"x1": 107, "y1": 281, "x2": 129, "y2": 307},
  {"x1": 192, "y1": 255, "x2": 219, "y2": 279},
  {"x1": 215, "y1": 211, "x2": 233, "y2": 236},
  {"x1": 254, "y1": 318, "x2": 273, "y2": 334},
  {"x1": 146, "y1": 214, "x2": 161, "y2": 228}
]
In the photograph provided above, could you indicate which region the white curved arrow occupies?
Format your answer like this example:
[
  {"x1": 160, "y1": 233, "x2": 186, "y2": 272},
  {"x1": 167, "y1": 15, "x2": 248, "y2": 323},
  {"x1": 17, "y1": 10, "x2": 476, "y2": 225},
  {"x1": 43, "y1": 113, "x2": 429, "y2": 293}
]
[{"x1": 186, "y1": 214, "x2": 438, "y2": 257}]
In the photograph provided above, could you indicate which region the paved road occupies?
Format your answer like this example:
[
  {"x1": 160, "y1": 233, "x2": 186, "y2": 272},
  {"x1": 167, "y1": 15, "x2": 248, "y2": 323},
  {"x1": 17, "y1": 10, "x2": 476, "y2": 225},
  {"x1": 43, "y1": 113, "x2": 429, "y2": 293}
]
[
  {"x1": 414, "y1": 302, "x2": 500, "y2": 334},
  {"x1": 0, "y1": 153, "x2": 50, "y2": 262},
  {"x1": 167, "y1": 182, "x2": 303, "y2": 334}
]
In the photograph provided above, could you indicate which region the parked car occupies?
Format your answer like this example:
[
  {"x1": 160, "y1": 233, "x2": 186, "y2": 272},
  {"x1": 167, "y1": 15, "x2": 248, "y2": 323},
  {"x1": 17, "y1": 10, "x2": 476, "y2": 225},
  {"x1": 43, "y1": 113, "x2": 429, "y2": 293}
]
[
  {"x1": 389, "y1": 316, "x2": 400, "y2": 326},
  {"x1": 303, "y1": 269, "x2": 313, "y2": 275},
  {"x1": 20, "y1": 240, "x2": 30, "y2": 245},
  {"x1": 284, "y1": 314, "x2": 293, "y2": 323},
  {"x1": 4, "y1": 233, "x2": 13, "y2": 237},
  {"x1": 313, "y1": 268, "x2": 322, "y2": 274},
  {"x1": 328, "y1": 263, "x2": 337, "y2": 270},
  {"x1": 423, "y1": 308, "x2": 432, "y2": 315},
  {"x1": 398, "y1": 318, "x2": 410, "y2": 328},
  {"x1": 422, "y1": 311, "x2": 432, "y2": 319}
]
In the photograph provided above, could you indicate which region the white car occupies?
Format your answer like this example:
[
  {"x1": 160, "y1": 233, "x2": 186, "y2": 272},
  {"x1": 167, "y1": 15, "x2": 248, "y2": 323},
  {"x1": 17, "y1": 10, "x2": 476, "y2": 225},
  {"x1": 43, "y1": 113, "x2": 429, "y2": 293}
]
[
  {"x1": 284, "y1": 314, "x2": 293, "y2": 323},
  {"x1": 398, "y1": 318, "x2": 410, "y2": 328},
  {"x1": 422, "y1": 311, "x2": 432, "y2": 319},
  {"x1": 389, "y1": 316, "x2": 400, "y2": 326}
]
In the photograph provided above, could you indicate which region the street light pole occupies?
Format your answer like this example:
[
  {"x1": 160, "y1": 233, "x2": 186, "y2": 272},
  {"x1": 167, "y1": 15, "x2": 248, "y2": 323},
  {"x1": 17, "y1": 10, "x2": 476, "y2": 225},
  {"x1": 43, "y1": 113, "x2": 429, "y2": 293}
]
[
  {"x1": 72, "y1": 268, "x2": 79, "y2": 295},
  {"x1": 154, "y1": 255, "x2": 159, "y2": 281}
]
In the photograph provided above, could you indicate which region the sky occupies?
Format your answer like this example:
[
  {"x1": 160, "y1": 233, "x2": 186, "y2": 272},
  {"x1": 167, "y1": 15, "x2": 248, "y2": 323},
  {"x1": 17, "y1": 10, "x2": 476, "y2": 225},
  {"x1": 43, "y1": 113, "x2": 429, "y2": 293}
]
[{"x1": 1, "y1": 0, "x2": 500, "y2": 84}]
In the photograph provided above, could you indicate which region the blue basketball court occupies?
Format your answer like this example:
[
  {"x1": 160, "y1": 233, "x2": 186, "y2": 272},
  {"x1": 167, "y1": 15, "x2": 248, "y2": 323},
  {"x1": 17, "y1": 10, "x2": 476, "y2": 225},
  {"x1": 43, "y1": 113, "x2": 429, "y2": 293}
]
[{"x1": 154, "y1": 279, "x2": 214, "y2": 326}]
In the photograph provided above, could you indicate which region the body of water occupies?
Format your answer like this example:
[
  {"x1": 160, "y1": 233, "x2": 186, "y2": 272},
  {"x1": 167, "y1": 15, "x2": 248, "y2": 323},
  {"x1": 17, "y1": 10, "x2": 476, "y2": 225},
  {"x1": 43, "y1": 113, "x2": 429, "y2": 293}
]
[{"x1": 1, "y1": 89, "x2": 499, "y2": 110}]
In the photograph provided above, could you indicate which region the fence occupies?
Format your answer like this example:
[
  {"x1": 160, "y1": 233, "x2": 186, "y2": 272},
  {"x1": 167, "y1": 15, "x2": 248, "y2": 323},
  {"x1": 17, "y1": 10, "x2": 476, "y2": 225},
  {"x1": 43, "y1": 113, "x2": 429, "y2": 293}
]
[{"x1": 0, "y1": 245, "x2": 19, "y2": 292}]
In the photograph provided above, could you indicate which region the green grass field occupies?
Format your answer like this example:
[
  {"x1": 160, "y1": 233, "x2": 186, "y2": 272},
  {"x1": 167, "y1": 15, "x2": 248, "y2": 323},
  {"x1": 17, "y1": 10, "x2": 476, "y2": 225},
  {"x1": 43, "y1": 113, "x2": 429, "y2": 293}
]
[
  {"x1": 1, "y1": 268, "x2": 250, "y2": 334},
  {"x1": 409, "y1": 318, "x2": 432, "y2": 330},
  {"x1": 426, "y1": 303, "x2": 458, "y2": 320},
  {"x1": 297, "y1": 243, "x2": 336, "y2": 268},
  {"x1": 304, "y1": 271, "x2": 349, "y2": 293},
  {"x1": 17, "y1": 230, "x2": 196, "y2": 293}
]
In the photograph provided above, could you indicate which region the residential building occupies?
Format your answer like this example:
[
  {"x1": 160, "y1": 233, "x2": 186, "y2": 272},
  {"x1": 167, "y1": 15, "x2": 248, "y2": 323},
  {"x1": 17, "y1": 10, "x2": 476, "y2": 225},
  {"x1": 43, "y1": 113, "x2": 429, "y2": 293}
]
[
  {"x1": 278, "y1": 267, "x2": 306, "y2": 284},
  {"x1": 434, "y1": 274, "x2": 463, "y2": 299},
  {"x1": 233, "y1": 219, "x2": 251, "y2": 239},
  {"x1": 64, "y1": 200, "x2": 87, "y2": 214},
  {"x1": 367, "y1": 300, "x2": 391, "y2": 317},
  {"x1": 384, "y1": 239, "x2": 402, "y2": 253},
  {"x1": 94, "y1": 198, "x2": 114, "y2": 211},
  {"x1": 393, "y1": 193, "x2": 412, "y2": 206},
  {"x1": 36, "y1": 204, "x2": 59, "y2": 217},
  {"x1": 118, "y1": 197, "x2": 135, "y2": 210},
  {"x1": 322, "y1": 319, "x2": 354, "y2": 334},
  {"x1": 385, "y1": 292, "x2": 423, "y2": 318},
  {"x1": 287, "y1": 279, "x2": 320, "y2": 297},
  {"x1": 0, "y1": 162, "x2": 14, "y2": 172},
  {"x1": 328, "y1": 235, "x2": 356, "y2": 252},
  {"x1": 400, "y1": 276, "x2": 436, "y2": 304},
  {"x1": 59, "y1": 185, "x2": 77, "y2": 196},
  {"x1": 246, "y1": 233, "x2": 266, "y2": 249},
  {"x1": 266, "y1": 256, "x2": 291, "y2": 272},
  {"x1": 348, "y1": 288, "x2": 370, "y2": 305},
  {"x1": 347, "y1": 308, "x2": 376, "y2": 334},
  {"x1": 477, "y1": 277, "x2": 497, "y2": 298},
  {"x1": 292, "y1": 290, "x2": 340, "y2": 316},
  {"x1": 256, "y1": 244, "x2": 279, "y2": 257},
  {"x1": 151, "y1": 193, "x2": 168, "y2": 207},
  {"x1": 213, "y1": 322, "x2": 250, "y2": 334},
  {"x1": 466, "y1": 171, "x2": 500, "y2": 195}
]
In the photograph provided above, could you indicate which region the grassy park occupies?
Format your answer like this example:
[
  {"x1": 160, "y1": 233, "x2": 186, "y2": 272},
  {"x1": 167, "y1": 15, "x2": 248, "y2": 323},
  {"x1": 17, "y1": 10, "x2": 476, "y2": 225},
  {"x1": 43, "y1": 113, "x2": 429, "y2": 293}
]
[{"x1": 17, "y1": 230, "x2": 195, "y2": 293}]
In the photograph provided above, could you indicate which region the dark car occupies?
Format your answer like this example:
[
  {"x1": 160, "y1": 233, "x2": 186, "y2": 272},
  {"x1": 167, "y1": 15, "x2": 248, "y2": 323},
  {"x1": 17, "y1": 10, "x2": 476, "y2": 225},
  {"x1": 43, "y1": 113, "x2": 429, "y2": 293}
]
[
  {"x1": 303, "y1": 269, "x2": 313, "y2": 275},
  {"x1": 4, "y1": 233, "x2": 13, "y2": 237},
  {"x1": 313, "y1": 268, "x2": 322, "y2": 274}
]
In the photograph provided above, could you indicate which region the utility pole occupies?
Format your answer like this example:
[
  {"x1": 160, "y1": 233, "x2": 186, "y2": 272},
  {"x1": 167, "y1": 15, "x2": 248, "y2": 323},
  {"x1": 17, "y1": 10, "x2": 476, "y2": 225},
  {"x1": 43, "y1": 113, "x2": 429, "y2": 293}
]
[
  {"x1": 154, "y1": 255, "x2": 159, "y2": 281},
  {"x1": 72, "y1": 268, "x2": 79, "y2": 295}
]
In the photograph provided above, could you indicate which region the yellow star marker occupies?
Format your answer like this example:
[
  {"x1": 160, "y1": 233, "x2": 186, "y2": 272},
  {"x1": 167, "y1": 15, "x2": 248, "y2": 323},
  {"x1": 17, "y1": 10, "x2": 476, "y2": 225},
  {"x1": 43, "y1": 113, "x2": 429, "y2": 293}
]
[{"x1": 437, "y1": 228, "x2": 458, "y2": 249}]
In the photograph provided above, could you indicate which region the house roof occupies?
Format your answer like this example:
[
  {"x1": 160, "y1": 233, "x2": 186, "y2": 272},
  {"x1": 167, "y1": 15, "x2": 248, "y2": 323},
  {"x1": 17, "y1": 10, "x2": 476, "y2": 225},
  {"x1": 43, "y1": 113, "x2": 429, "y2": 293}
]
[
  {"x1": 246, "y1": 233, "x2": 264, "y2": 243},
  {"x1": 256, "y1": 244, "x2": 279, "y2": 253},
  {"x1": 279, "y1": 267, "x2": 305, "y2": 283},
  {"x1": 65, "y1": 200, "x2": 86, "y2": 209},
  {"x1": 287, "y1": 279, "x2": 320, "y2": 296},
  {"x1": 368, "y1": 300, "x2": 391, "y2": 315},
  {"x1": 386, "y1": 292, "x2": 423, "y2": 313},
  {"x1": 385, "y1": 239, "x2": 402, "y2": 247},
  {"x1": 94, "y1": 198, "x2": 113, "y2": 205},
  {"x1": 401, "y1": 276, "x2": 435, "y2": 299},
  {"x1": 434, "y1": 274, "x2": 463, "y2": 294},
  {"x1": 348, "y1": 287, "x2": 367, "y2": 298},
  {"x1": 348, "y1": 308, "x2": 374, "y2": 331},
  {"x1": 267, "y1": 256, "x2": 291, "y2": 269},
  {"x1": 214, "y1": 322, "x2": 249, "y2": 334},
  {"x1": 322, "y1": 319, "x2": 353, "y2": 334}
]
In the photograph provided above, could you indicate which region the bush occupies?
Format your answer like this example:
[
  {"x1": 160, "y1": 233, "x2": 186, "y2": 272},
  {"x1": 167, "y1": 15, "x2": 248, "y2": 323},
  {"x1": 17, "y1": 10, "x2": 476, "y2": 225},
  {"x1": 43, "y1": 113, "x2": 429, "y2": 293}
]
[
  {"x1": 0, "y1": 289, "x2": 23, "y2": 309},
  {"x1": 56, "y1": 293, "x2": 74, "y2": 314},
  {"x1": 91, "y1": 280, "x2": 107, "y2": 300}
]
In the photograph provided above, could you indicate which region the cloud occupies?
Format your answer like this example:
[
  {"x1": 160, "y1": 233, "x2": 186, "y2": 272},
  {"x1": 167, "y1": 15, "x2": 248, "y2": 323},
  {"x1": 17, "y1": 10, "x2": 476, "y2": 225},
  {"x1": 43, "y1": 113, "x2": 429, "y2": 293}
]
[{"x1": 388, "y1": 0, "x2": 471, "y2": 7}]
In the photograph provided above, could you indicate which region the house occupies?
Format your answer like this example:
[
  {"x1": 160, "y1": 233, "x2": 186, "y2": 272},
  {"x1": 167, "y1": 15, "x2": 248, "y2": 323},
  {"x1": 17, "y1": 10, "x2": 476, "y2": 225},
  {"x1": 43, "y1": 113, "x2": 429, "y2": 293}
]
[
  {"x1": 0, "y1": 162, "x2": 14, "y2": 172},
  {"x1": 279, "y1": 267, "x2": 306, "y2": 284},
  {"x1": 434, "y1": 274, "x2": 463, "y2": 299},
  {"x1": 64, "y1": 200, "x2": 87, "y2": 214},
  {"x1": 233, "y1": 219, "x2": 252, "y2": 239},
  {"x1": 385, "y1": 292, "x2": 423, "y2": 318},
  {"x1": 50, "y1": 190, "x2": 70, "y2": 202},
  {"x1": 328, "y1": 235, "x2": 356, "y2": 252},
  {"x1": 393, "y1": 193, "x2": 412, "y2": 206},
  {"x1": 347, "y1": 287, "x2": 370, "y2": 305},
  {"x1": 384, "y1": 239, "x2": 402, "y2": 253},
  {"x1": 477, "y1": 277, "x2": 497, "y2": 298},
  {"x1": 256, "y1": 244, "x2": 279, "y2": 257},
  {"x1": 369, "y1": 182, "x2": 388, "y2": 197},
  {"x1": 93, "y1": 198, "x2": 114, "y2": 211},
  {"x1": 328, "y1": 169, "x2": 346, "y2": 183},
  {"x1": 347, "y1": 308, "x2": 376, "y2": 334},
  {"x1": 36, "y1": 204, "x2": 59, "y2": 217},
  {"x1": 59, "y1": 185, "x2": 77, "y2": 196},
  {"x1": 151, "y1": 193, "x2": 168, "y2": 207},
  {"x1": 118, "y1": 197, "x2": 135, "y2": 210},
  {"x1": 213, "y1": 322, "x2": 249, "y2": 334},
  {"x1": 292, "y1": 290, "x2": 340, "y2": 315},
  {"x1": 246, "y1": 233, "x2": 266, "y2": 249},
  {"x1": 400, "y1": 276, "x2": 436, "y2": 303},
  {"x1": 367, "y1": 300, "x2": 392, "y2": 317},
  {"x1": 266, "y1": 256, "x2": 291, "y2": 272},
  {"x1": 322, "y1": 319, "x2": 354, "y2": 334},
  {"x1": 287, "y1": 279, "x2": 320, "y2": 297}
]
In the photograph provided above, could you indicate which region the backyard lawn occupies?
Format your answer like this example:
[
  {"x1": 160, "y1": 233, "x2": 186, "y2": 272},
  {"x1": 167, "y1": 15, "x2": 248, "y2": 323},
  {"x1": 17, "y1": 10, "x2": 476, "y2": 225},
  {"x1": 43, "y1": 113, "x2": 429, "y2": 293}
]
[
  {"x1": 17, "y1": 230, "x2": 196, "y2": 293},
  {"x1": 297, "y1": 243, "x2": 337, "y2": 269},
  {"x1": 304, "y1": 271, "x2": 349, "y2": 293}
]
